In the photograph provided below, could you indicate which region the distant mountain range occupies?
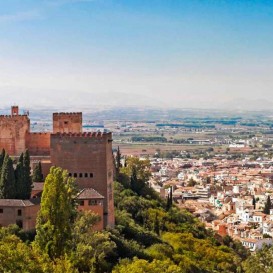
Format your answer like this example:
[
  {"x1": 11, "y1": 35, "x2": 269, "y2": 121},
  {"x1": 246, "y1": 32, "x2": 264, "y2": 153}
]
[{"x1": 1, "y1": 86, "x2": 272, "y2": 113}]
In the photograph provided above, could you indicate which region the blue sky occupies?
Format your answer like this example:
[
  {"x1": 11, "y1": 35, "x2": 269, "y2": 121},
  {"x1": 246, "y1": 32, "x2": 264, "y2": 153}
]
[{"x1": 1, "y1": 0, "x2": 273, "y2": 109}]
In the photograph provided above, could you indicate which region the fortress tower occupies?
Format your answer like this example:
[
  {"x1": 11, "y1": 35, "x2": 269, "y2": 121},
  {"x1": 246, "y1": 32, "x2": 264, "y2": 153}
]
[
  {"x1": 0, "y1": 106, "x2": 30, "y2": 155},
  {"x1": 50, "y1": 132, "x2": 115, "y2": 227},
  {"x1": 53, "y1": 112, "x2": 82, "y2": 133}
]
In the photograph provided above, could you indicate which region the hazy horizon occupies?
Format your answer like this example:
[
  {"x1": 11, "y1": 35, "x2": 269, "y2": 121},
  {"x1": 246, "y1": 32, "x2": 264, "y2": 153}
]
[{"x1": 1, "y1": 1, "x2": 273, "y2": 110}]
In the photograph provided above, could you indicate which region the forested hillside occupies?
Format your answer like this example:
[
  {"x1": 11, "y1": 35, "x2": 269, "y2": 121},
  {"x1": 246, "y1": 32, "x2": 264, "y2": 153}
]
[{"x1": 0, "y1": 156, "x2": 266, "y2": 273}]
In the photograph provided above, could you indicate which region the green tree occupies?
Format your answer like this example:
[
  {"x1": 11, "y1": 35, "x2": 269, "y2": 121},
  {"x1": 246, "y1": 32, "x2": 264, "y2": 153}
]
[
  {"x1": 243, "y1": 245, "x2": 273, "y2": 273},
  {"x1": 70, "y1": 211, "x2": 116, "y2": 273},
  {"x1": 166, "y1": 187, "x2": 173, "y2": 211},
  {"x1": 23, "y1": 149, "x2": 32, "y2": 199},
  {"x1": 32, "y1": 161, "x2": 43, "y2": 182},
  {"x1": 0, "y1": 154, "x2": 16, "y2": 199},
  {"x1": 187, "y1": 178, "x2": 197, "y2": 187},
  {"x1": 130, "y1": 166, "x2": 140, "y2": 194},
  {"x1": 15, "y1": 150, "x2": 32, "y2": 199},
  {"x1": 153, "y1": 213, "x2": 160, "y2": 236},
  {"x1": 252, "y1": 196, "x2": 256, "y2": 210},
  {"x1": 116, "y1": 147, "x2": 122, "y2": 172},
  {"x1": 113, "y1": 258, "x2": 182, "y2": 273},
  {"x1": 0, "y1": 234, "x2": 45, "y2": 273},
  {"x1": 0, "y1": 149, "x2": 5, "y2": 176},
  {"x1": 34, "y1": 166, "x2": 78, "y2": 259},
  {"x1": 263, "y1": 196, "x2": 272, "y2": 215},
  {"x1": 121, "y1": 157, "x2": 151, "y2": 183},
  {"x1": 15, "y1": 153, "x2": 24, "y2": 199}
]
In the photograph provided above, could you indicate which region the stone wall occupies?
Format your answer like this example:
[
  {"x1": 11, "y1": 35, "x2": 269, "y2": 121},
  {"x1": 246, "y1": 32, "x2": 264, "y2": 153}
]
[{"x1": 26, "y1": 132, "x2": 51, "y2": 155}]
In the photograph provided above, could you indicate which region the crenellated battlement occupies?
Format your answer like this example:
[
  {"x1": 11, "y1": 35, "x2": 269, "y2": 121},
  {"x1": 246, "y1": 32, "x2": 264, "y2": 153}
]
[
  {"x1": 53, "y1": 112, "x2": 82, "y2": 116},
  {"x1": 51, "y1": 131, "x2": 112, "y2": 138},
  {"x1": 0, "y1": 115, "x2": 29, "y2": 119},
  {"x1": 28, "y1": 132, "x2": 51, "y2": 135}
]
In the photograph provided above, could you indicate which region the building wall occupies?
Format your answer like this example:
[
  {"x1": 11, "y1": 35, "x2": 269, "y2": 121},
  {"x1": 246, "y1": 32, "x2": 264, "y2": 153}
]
[
  {"x1": 26, "y1": 133, "x2": 51, "y2": 156},
  {"x1": 78, "y1": 199, "x2": 104, "y2": 231},
  {"x1": 0, "y1": 205, "x2": 39, "y2": 230},
  {"x1": 0, "y1": 115, "x2": 30, "y2": 155},
  {"x1": 53, "y1": 113, "x2": 82, "y2": 134},
  {"x1": 50, "y1": 132, "x2": 114, "y2": 227}
]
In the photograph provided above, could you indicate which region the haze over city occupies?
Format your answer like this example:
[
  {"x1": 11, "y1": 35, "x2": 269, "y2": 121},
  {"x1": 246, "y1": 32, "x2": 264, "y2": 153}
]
[{"x1": 1, "y1": 0, "x2": 273, "y2": 109}]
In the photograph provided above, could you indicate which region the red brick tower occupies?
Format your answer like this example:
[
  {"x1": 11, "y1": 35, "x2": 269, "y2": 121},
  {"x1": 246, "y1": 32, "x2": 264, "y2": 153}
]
[
  {"x1": 0, "y1": 106, "x2": 30, "y2": 155},
  {"x1": 50, "y1": 131, "x2": 115, "y2": 228},
  {"x1": 53, "y1": 112, "x2": 82, "y2": 133}
]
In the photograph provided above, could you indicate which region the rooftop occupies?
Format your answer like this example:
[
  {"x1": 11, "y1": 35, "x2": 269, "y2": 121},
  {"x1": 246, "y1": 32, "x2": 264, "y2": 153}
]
[
  {"x1": 77, "y1": 188, "x2": 104, "y2": 200},
  {"x1": 0, "y1": 198, "x2": 40, "y2": 207}
]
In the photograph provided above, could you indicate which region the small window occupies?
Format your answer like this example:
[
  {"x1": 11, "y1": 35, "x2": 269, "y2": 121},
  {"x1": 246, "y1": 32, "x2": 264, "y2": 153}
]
[
  {"x1": 88, "y1": 200, "x2": 97, "y2": 206},
  {"x1": 64, "y1": 121, "x2": 68, "y2": 125},
  {"x1": 90, "y1": 173, "x2": 93, "y2": 178},
  {"x1": 85, "y1": 173, "x2": 88, "y2": 178},
  {"x1": 74, "y1": 173, "x2": 77, "y2": 178},
  {"x1": 79, "y1": 173, "x2": 83, "y2": 178},
  {"x1": 0, "y1": 208, "x2": 3, "y2": 213},
  {"x1": 78, "y1": 200, "x2": 84, "y2": 206},
  {"x1": 69, "y1": 173, "x2": 72, "y2": 177},
  {"x1": 18, "y1": 209, "x2": 22, "y2": 216}
]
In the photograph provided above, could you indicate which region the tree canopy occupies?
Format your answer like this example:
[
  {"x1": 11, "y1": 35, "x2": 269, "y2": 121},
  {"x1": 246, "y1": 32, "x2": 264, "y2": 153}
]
[
  {"x1": 35, "y1": 166, "x2": 78, "y2": 259},
  {"x1": 0, "y1": 154, "x2": 16, "y2": 199}
]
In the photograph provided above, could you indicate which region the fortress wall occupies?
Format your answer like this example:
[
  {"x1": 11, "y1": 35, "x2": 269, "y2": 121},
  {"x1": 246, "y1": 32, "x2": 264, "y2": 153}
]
[{"x1": 26, "y1": 133, "x2": 51, "y2": 156}]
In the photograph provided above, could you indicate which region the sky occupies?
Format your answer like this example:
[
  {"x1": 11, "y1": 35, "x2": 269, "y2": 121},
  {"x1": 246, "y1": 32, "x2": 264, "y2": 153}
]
[{"x1": 1, "y1": 0, "x2": 273, "y2": 110}]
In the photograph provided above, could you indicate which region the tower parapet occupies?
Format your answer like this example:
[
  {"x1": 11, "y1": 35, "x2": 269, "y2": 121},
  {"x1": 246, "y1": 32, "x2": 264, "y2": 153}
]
[{"x1": 53, "y1": 112, "x2": 82, "y2": 134}]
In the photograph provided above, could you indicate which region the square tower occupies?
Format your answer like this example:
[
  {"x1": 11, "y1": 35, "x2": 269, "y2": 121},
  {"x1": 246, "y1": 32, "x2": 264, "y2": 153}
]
[
  {"x1": 0, "y1": 106, "x2": 30, "y2": 155},
  {"x1": 53, "y1": 112, "x2": 82, "y2": 134},
  {"x1": 50, "y1": 132, "x2": 115, "y2": 228}
]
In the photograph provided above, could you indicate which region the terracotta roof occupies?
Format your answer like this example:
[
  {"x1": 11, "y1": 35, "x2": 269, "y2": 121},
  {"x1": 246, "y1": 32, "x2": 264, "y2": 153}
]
[
  {"x1": 0, "y1": 198, "x2": 40, "y2": 207},
  {"x1": 77, "y1": 188, "x2": 104, "y2": 200}
]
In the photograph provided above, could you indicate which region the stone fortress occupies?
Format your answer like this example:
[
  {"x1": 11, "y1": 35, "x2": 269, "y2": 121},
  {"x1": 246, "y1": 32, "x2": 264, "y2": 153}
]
[{"x1": 0, "y1": 106, "x2": 114, "y2": 228}]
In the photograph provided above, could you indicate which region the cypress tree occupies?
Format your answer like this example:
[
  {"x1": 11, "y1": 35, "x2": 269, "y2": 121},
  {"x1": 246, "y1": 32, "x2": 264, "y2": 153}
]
[
  {"x1": 15, "y1": 153, "x2": 24, "y2": 199},
  {"x1": 32, "y1": 161, "x2": 43, "y2": 182},
  {"x1": 130, "y1": 166, "x2": 138, "y2": 193},
  {"x1": 154, "y1": 213, "x2": 160, "y2": 235},
  {"x1": 0, "y1": 149, "x2": 6, "y2": 177},
  {"x1": 23, "y1": 150, "x2": 32, "y2": 199},
  {"x1": 263, "y1": 196, "x2": 272, "y2": 215},
  {"x1": 166, "y1": 187, "x2": 173, "y2": 211},
  {"x1": 252, "y1": 196, "x2": 256, "y2": 210},
  {"x1": 116, "y1": 146, "x2": 122, "y2": 173},
  {"x1": 0, "y1": 154, "x2": 16, "y2": 199},
  {"x1": 169, "y1": 186, "x2": 173, "y2": 207},
  {"x1": 15, "y1": 150, "x2": 32, "y2": 199}
]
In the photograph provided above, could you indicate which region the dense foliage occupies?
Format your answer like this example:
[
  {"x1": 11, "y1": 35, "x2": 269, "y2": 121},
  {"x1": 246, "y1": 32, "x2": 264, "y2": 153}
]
[
  {"x1": 0, "y1": 155, "x2": 255, "y2": 272},
  {"x1": 111, "y1": 156, "x2": 248, "y2": 272},
  {"x1": 32, "y1": 161, "x2": 44, "y2": 182},
  {"x1": 0, "y1": 149, "x2": 32, "y2": 200}
]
